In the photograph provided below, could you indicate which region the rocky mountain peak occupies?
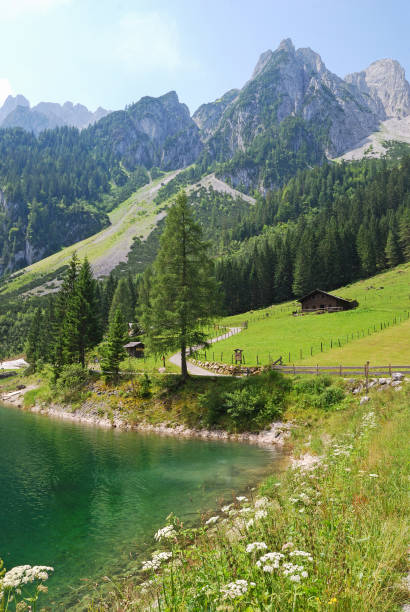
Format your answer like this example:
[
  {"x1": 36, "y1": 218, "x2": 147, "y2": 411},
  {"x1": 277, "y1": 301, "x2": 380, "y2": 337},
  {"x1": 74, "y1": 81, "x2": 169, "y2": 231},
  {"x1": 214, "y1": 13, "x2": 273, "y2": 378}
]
[
  {"x1": 278, "y1": 38, "x2": 295, "y2": 53},
  {"x1": 345, "y1": 58, "x2": 410, "y2": 119}
]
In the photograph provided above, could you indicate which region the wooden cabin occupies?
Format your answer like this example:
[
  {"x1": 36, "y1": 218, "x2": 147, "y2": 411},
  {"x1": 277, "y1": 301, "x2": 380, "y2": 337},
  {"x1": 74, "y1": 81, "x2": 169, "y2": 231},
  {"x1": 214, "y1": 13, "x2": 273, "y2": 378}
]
[
  {"x1": 123, "y1": 341, "x2": 145, "y2": 358},
  {"x1": 297, "y1": 289, "x2": 358, "y2": 313}
]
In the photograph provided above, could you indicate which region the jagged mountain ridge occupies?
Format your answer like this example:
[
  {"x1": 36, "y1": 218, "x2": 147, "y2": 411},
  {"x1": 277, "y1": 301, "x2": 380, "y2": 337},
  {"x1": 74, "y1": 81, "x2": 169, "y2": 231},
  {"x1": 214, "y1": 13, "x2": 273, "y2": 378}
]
[
  {"x1": 0, "y1": 39, "x2": 410, "y2": 277},
  {"x1": 0, "y1": 94, "x2": 109, "y2": 134}
]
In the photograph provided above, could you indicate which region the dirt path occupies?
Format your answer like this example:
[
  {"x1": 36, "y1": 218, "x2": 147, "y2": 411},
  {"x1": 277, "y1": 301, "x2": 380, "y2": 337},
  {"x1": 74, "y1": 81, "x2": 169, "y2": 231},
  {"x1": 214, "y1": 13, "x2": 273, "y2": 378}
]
[{"x1": 169, "y1": 327, "x2": 242, "y2": 376}]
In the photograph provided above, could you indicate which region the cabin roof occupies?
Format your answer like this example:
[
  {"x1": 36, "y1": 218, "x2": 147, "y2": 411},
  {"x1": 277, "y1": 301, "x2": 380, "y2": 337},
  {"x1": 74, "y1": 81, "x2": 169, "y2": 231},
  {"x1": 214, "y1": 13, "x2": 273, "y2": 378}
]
[
  {"x1": 297, "y1": 289, "x2": 352, "y2": 305},
  {"x1": 124, "y1": 341, "x2": 144, "y2": 348}
]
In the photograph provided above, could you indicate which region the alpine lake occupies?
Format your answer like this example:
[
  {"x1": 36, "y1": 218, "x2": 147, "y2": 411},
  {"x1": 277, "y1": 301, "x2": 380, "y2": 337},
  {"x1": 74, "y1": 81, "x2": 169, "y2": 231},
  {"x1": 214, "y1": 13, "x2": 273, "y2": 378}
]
[{"x1": 0, "y1": 401, "x2": 287, "y2": 609}]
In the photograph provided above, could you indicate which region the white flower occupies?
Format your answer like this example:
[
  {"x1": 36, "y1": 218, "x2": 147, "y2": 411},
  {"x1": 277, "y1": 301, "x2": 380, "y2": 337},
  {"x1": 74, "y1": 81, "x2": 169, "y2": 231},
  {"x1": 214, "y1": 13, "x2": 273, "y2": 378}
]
[
  {"x1": 154, "y1": 525, "x2": 176, "y2": 541},
  {"x1": 239, "y1": 507, "x2": 252, "y2": 514},
  {"x1": 245, "y1": 519, "x2": 254, "y2": 529},
  {"x1": 255, "y1": 509, "x2": 267, "y2": 520},
  {"x1": 281, "y1": 541, "x2": 294, "y2": 551},
  {"x1": 236, "y1": 496, "x2": 248, "y2": 502},
  {"x1": 262, "y1": 564, "x2": 276, "y2": 573},
  {"x1": 254, "y1": 496, "x2": 269, "y2": 508},
  {"x1": 2, "y1": 565, "x2": 54, "y2": 589},
  {"x1": 222, "y1": 503, "x2": 233, "y2": 513},
  {"x1": 256, "y1": 552, "x2": 284, "y2": 569},
  {"x1": 205, "y1": 516, "x2": 219, "y2": 525},
  {"x1": 289, "y1": 574, "x2": 301, "y2": 583},
  {"x1": 246, "y1": 542, "x2": 268, "y2": 553},
  {"x1": 141, "y1": 551, "x2": 172, "y2": 571},
  {"x1": 282, "y1": 562, "x2": 305, "y2": 577},
  {"x1": 369, "y1": 473, "x2": 379, "y2": 478},
  {"x1": 220, "y1": 579, "x2": 254, "y2": 600}
]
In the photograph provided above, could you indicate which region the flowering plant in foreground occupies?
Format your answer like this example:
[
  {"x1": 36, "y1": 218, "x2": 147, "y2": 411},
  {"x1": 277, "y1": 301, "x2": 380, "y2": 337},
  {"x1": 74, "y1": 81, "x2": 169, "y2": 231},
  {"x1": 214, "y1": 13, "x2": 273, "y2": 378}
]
[{"x1": 0, "y1": 562, "x2": 54, "y2": 611}]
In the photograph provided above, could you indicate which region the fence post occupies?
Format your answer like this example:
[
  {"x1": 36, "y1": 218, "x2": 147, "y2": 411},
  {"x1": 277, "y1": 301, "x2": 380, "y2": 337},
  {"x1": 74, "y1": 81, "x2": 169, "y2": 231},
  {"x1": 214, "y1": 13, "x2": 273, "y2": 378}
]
[
  {"x1": 339, "y1": 365, "x2": 342, "y2": 376},
  {"x1": 320, "y1": 342, "x2": 323, "y2": 352},
  {"x1": 389, "y1": 364, "x2": 392, "y2": 376},
  {"x1": 316, "y1": 364, "x2": 319, "y2": 376},
  {"x1": 288, "y1": 352, "x2": 291, "y2": 363},
  {"x1": 293, "y1": 363, "x2": 296, "y2": 374},
  {"x1": 365, "y1": 361, "x2": 369, "y2": 391}
]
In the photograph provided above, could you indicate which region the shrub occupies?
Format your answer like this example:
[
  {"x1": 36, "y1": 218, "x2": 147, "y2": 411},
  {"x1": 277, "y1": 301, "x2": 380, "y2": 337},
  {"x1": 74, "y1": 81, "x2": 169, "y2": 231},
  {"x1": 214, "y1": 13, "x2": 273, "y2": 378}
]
[{"x1": 57, "y1": 364, "x2": 89, "y2": 396}]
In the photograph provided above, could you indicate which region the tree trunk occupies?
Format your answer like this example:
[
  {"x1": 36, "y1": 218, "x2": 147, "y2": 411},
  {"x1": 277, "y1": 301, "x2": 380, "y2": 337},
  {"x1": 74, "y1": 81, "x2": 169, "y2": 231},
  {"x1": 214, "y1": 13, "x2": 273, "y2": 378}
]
[{"x1": 180, "y1": 339, "x2": 189, "y2": 381}]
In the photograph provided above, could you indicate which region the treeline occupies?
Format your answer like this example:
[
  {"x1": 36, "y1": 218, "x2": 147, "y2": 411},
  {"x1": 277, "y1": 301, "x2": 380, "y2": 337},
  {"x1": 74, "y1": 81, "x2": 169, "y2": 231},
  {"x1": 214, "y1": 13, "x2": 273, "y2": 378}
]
[{"x1": 216, "y1": 157, "x2": 410, "y2": 313}]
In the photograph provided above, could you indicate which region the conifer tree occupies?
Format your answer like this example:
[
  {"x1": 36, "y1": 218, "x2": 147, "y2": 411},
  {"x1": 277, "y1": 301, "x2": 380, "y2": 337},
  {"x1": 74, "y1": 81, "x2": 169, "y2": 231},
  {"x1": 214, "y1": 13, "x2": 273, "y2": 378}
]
[
  {"x1": 101, "y1": 308, "x2": 128, "y2": 381},
  {"x1": 385, "y1": 227, "x2": 401, "y2": 268},
  {"x1": 109, "y1": 277, "x2": 135, "y2": 324},
  {"x1": 139, "y1": 190, "x2": 219, "y2": 380},
  {"x1": 25, "y1": 307, "x2": 44, "y2": 369}
]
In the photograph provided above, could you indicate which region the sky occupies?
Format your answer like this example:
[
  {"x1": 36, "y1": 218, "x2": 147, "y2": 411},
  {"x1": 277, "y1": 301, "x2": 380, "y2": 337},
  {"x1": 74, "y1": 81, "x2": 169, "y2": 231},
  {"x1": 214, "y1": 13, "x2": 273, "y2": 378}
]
[{"x1": 0, "y1": 0, "x2": 408, "y2": 114}]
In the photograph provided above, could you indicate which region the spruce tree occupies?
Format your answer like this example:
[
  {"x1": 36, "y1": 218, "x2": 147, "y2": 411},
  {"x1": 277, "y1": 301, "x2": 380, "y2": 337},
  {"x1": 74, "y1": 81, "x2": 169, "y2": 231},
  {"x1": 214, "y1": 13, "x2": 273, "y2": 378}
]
[
  {"x1": 385, "y1": 228, "x2": 401, "y2": 268},
  {"x1": 109, "y1": 277, "x2": 135, "y2": 324},
  {"x1": 101, "y1": 308, "x2": 128, "y2": 381},
  {"x1": 25, "y1": 307, "x2": 44, "y2": 369},
  {"x1": 139, "y1": 190, "x2": 219, "y2": 380}
]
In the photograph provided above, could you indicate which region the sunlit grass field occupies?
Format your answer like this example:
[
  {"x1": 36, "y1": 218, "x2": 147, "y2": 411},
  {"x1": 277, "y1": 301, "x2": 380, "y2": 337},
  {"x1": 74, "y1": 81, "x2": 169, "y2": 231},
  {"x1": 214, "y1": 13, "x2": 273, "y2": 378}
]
[{"x1": 215, "y1": 263, "x2": 410, "y2": 366}]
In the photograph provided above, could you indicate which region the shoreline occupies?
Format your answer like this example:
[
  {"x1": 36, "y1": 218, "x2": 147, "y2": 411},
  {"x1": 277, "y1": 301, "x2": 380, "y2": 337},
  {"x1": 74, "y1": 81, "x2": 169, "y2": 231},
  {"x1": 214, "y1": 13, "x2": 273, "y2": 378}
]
[{"x1": 0, "y1": 387, "x2": 292, "y2": 448}]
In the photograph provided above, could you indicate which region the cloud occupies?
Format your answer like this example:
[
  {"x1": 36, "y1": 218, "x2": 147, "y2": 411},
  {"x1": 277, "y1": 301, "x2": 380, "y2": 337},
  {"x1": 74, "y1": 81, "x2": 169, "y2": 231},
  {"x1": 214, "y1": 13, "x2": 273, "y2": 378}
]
[
  {"x1": 0, "y1": 0, "x2": 70, "y2": 19},
  {"x1": 115, "y1": 12, "x2": 183, "y2": 73},
  {"x1": 0, "y1": 78, "x2": 14, "y2": 105}
]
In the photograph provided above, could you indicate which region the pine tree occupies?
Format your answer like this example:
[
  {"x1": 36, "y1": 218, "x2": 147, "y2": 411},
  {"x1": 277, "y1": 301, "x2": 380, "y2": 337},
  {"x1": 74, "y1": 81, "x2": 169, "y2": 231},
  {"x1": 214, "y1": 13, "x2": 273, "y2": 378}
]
[
  {"x1": 139, "y1": 190, "x2": 219, "y2": 380},
  {"x1": 399, "y1": 207, "x2": 410, "y2": 261},
  {"x1": 109, "y1": 277, "x2": 135, "y2": 324},
  {"x1": 101, "y1": 308, "x2": 128, "y2": 381},
  {"x1": 385, "y1": 228, "x2": 401, "y2": 268},
  {"x1": 25, "y1": 307, "x2": 44, "y2": 369}
]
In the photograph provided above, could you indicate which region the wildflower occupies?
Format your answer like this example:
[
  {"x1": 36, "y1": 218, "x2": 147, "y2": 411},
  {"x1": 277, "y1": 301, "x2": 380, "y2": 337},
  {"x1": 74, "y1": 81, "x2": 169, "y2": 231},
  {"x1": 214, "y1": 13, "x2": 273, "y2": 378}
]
[
  {"x1": 256, "y1": 552, "x2": 284, "y2": 569},
  {"x1": 254, "y1": 496, "x2": 269, "y2": 508},
  {"x1": 299, "y1": 508, "x2": 305, "y2": 513},
  {"x1": 289, "y1": 574, "x2": 301, "y2": 582},
  {"x1": 262, "y1": 564, "x2": 276, "y2": 573},
  {"x1": 281, "y1": 541, "x2": 294, "y2": 551},
  {"x1": 141, "y1": 552, "x2": 172, "y2": 571},
  {"x1": 236, "y1": 496, "x2": 248, "y2": 502},
  {"x1": 220, "y1": 579, "x2": 254, "y2": 600},
  {"x1": 222, "y1": 503, "x2": 233, "y2": 513},
  {"x1": 246, "y1": 542, "x2": 268, "y2": 553},
  {"x1": 328, "y1": 597, "x2": 338, "y2": 604},
  {"x1": 245, "y1": 519, "x2": 254, "y2": 529},
  {"x1": 239, "y1": 507, "x2": 252, "y2": 514},
  {"x1": 205, "y1": 516, "x2": 219, "y2": 525},
  {"x1": 255, "y1": 509, "x2": 267, "y2": 520},
  {"x1": 154, "y1": 525, "x2": 176, "y2": 541},
  {"x1": 369, "y1": 473, "x2": 379, "y2": 478},
  {"x1": 3, "y1": 565, "x2": 54, "y2": 589}
]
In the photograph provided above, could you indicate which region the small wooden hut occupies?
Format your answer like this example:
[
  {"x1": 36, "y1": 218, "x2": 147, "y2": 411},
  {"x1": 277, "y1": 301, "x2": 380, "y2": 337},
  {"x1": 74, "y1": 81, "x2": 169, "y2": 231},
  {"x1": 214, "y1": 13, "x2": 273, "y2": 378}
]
[
  {"x1": 123, "y1": 341, "x2": 145, "y2": 358},
  {"x1": 297, "y1": 289, "x2": 358, "y2": 313}
]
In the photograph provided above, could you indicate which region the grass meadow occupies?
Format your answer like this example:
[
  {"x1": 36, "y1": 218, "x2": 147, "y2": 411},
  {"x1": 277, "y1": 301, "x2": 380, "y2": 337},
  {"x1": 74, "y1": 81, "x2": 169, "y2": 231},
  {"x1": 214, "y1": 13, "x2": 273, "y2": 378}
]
[{"x1": 214, "y1": 263, "x2": 410, "y2": 366}]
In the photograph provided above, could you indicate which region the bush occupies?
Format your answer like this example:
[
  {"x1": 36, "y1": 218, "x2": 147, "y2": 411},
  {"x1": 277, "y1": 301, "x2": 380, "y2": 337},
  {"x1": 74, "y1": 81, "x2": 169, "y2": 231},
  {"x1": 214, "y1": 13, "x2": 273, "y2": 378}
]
[
  {"x1": 198, "y1": 387, "x2": 226, "y2": 427},
  {"x1": 57, "y1": 364, "x2": 89, "y2": 396}
]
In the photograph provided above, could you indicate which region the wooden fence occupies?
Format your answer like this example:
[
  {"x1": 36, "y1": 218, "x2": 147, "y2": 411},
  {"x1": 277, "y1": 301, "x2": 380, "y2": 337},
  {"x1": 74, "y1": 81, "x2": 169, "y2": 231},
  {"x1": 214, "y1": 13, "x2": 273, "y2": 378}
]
[{"x1": 271, "y1": 364, "x2": 410, "y2": 377}]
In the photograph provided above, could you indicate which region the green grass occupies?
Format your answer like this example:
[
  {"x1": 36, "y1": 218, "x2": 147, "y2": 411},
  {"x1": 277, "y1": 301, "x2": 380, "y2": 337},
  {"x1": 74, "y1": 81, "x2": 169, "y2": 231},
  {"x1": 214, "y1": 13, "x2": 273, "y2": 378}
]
[
  {"x1": 213, "y1": 264, "x2": 410, "y2": 366},
  {"x1": 88, "y1": 384, "x2": 409, "y2": 611}
]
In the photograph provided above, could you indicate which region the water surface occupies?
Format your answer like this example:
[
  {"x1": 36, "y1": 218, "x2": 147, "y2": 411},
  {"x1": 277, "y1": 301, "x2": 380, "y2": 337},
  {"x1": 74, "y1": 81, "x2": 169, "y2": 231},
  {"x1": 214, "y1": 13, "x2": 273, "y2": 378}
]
[{"x1": 0, "y1": 403, "x2": 284, "y2": 608}]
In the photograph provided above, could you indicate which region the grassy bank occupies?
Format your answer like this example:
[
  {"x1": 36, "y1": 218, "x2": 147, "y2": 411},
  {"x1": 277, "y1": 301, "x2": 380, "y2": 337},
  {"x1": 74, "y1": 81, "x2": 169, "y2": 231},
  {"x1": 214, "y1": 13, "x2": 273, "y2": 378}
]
[
  {"x1": 4, "y1": 364, "x2": 351, "y2": 434},
  {"x1": 215, "y1": 264, "x2": 410, "y2": 366},
  {"x1": 89, "y1": 384, "x2": 409, "y2": 611}
]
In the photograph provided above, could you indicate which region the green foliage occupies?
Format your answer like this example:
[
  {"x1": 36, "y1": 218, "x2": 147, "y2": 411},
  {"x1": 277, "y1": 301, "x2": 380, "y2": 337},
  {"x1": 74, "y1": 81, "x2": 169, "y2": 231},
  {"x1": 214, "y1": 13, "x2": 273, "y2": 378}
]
[
  {"x1": 140, "y1": 190, "x2": 219, "y2": 379},
  {"x1": 100, "y1": 308, "x2": 128, "y2": 381},
  {"x1": 217, "y1": 156, "x2": 410, "y2": 313},
  {"x1": 56, "y1": 363, "x2": 89, "y2": 394},
  {"x1": 293, "y1": 376, "x2": 345, "y2": 411}
]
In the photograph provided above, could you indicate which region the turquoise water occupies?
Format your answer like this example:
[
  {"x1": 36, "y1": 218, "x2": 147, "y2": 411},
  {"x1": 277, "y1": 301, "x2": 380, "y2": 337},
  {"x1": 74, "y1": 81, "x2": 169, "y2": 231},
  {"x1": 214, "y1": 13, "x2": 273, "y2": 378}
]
[{"x1": 0, "y1": 403, "x2": 283, "y2": 609}]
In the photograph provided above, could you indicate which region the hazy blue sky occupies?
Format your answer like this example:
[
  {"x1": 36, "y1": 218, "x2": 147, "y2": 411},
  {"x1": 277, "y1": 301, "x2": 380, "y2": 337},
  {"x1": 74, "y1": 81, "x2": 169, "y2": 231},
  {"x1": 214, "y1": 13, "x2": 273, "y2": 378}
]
[{"x1": 0, "y1": 0, "x2": 408, "y2": 114}]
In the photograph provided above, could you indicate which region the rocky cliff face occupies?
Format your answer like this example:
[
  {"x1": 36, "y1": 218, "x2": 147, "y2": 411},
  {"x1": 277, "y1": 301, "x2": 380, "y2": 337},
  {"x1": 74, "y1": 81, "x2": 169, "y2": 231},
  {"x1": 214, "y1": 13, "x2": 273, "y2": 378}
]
[
  {"x1": 201, "y1": 39, "x2": 383, "y2": 160},
  {"x1": 0, "y1": 96, "x2": 110, "y2": 134},
  {"x1": 93, "y1": 91, "x2": 202, "y2": 171},
  {"x1": 345, "y1": 59, "x2": 410, "y2": 119},
  {"x1": 192, "y1": 89, "x2": 239, "y2": 139}
]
